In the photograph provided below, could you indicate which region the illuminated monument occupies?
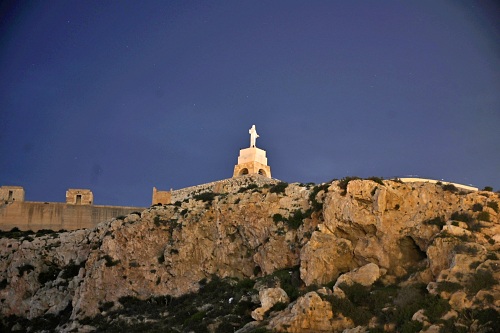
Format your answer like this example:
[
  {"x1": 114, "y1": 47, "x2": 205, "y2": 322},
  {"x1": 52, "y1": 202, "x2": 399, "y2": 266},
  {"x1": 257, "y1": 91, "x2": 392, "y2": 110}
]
[{"x1": 233, "y1": 125, "x2": 272, "y2": 178}]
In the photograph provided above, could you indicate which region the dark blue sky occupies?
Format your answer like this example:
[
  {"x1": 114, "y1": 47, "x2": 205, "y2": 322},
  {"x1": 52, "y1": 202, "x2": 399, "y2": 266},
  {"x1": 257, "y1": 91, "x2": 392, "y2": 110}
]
[{"x1": 1, "y1": 1, "x2": 499, "y2": 207}]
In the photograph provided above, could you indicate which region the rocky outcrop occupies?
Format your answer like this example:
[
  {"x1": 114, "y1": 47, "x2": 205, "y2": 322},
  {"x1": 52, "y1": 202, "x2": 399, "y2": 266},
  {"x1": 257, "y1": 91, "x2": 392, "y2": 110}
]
[
  {"x1": 251, "y1": 287, "x2": 289, "y2": 321},
  {"x1": 0, "y1": 177, "x2": 498, "y2": 332},
  {"x1": 268, "y1": 291, "x2": 352, "y2": 332},
  {"x1": 334, "y1": 263, "x2": 381, "y2": 288}
]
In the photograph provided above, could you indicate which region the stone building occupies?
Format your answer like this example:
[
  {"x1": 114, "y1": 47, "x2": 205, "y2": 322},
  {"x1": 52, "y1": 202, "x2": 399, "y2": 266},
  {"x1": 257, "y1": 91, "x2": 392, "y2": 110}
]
[
  {"x1": 0, "y1": 186, "x2": 25, "y2": 203},
  {"x1": 66, "y1": 189, "x2": 93, "y2": 205}
]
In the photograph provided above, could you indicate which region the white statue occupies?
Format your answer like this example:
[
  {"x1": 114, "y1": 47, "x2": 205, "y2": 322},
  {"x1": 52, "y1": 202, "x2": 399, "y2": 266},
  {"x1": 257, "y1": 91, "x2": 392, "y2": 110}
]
[{"x1": 249, "y1": 125, "x2": 259, "y2": 148}]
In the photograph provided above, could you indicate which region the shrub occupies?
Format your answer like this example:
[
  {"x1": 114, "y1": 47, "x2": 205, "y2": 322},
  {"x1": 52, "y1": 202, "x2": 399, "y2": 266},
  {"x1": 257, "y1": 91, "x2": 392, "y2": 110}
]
[
  {"x1": 286, "y1": 210, "x2": 307, "y2": 229},
  {"x1": 273, "y1": 213, "x2": 285, "y2": 223},
  {"x1": 193, "y1": 191, "x2": 216, "y2": 203},
  {"x1": 472, "y1": 203, "x2": 483, "y2": 212},
  {"x1": 423, "y1": 216, "x2": 445, "y2": 228},
  {"x1": 183, "y1": 310, "x2": 205, "y2": 326},
  {"x1": 102, "y1": 255, "x2": 121, "y2": 267},
  {"x1": 158, "y1": 253, "x2": 165, "y2": 264},
  {"x1": 477, "y1": 211, "x2": 490, "y2": 222},
  {"x1": 268, "y1": 301, "x2": 287, "y2": 313},
  {"x1": 437, "y1": 281, "x2": 461, "y2": 293},
  {"x1": 340, "y1": 282, "x2": 371, "y2": 305},
  {"x1": 423, "y1": 295, "x2": 450, "y2": 322},
  {"x1": 454, "y1": 244, "x2": 479, "y2": 255},
  {"x1": 367, "y1": 177, "x2": 384, "y2": 186},
  {"x1": 61, "y1": 261, "x2": 85, "y2": 279},
  {"x1": 238, "y1": 184, "x2": 258, "y2": 193},
  {"x1": 309, "y1": 183, "x2": 329, "y2": 212},
  {"x1": 399, "y1": 320, "x2": 423, "y2": 333},
  {"x1": 472, "y1": 308, "x2": 500, "y2": 326},
  {"x1": 338, "y1": 177, "x2": 361, "y2": 195},
  {"x1": 262, "y1": 266, "x2": 301, "y2": 301},
  {"x1": 486, "y1": 252, "x2": 498, "y2": 260},
  {"x1": 451, "y1": 212, "x2": 473, "y2": 223},
  {"x1": 487, "y1": 201, "x2": 499, "y2": 213},
  {"x1": 98, "y1": 301, "x2": 114, "y2": 312},
  {"x1": 273, "y1": 210, "x2": 309, "y2": 230},
  {"x1": 328, "y1": 295, "x2": 372, "y2": 326},
  {"x1": 469, "y1": 261, "x2": 481, "y2": 269},
  {"x1": 270, "y1": 182, "x2": 288, "y2": 194},
  {"x1": 466, "y1": 270, "x2": 497, "y2": 294},
  {"x1": 442, "y1": 184, "x2": 458, "y2": 193},
  {"x1": 0, "y1": 228, "x2": 35, "y2": 239},
  {"x1": 153, "y1": 216, "x2": 163, "y2": 227},
  {"x1": 18, "y1": 264, "x2": 35, "y2": 276},
  {"x1": 482, "y1": 186, "x2": 493, "y2": 192},
  {"x1": 38, "y1": 265, "x2": 61, "y2": 285},
  {"x1": 35, "y1": 229, "x2": 56, "y2": 237}
]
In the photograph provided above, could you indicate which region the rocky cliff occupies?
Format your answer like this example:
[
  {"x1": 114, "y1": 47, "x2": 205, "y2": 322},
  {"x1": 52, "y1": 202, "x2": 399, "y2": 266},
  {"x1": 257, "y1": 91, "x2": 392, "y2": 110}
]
[{"x1": 0, "y1": 177, "x2": 499, "y2": 332}]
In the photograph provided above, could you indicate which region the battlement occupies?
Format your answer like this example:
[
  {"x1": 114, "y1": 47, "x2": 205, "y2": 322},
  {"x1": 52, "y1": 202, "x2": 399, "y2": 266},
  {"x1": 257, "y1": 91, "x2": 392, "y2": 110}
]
[
  {"x1": 0, "y1": 186, "x2": 25, "y2": 203},
  {"x1": 0, "y1": 186, "x2": 144, "y2": 231},
  {"x1": 66, "y1": 189, "x2": 93, "y2": 205}
]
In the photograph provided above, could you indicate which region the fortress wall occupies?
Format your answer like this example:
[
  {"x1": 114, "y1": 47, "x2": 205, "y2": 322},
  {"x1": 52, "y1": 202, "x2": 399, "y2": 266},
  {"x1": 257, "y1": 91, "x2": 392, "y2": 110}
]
[
  {"x1": 0, "y1": 202, "x2": 145, "y2": 231},
  {"x1": 169, "y1": 175, "x2": 279, "y2": 203},
  {"x1": 399, "y1": 178, "x2": 478, "y2": 191}
]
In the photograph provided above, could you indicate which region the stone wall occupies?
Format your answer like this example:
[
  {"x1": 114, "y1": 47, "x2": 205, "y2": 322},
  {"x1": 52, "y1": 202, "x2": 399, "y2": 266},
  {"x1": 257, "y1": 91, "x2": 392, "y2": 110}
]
[
  {"x1": 1, "y1": 176, "x2": 281, "y2": 231},
  {"x1": 399, "y1": 178, "x2": 478, "y2": 191},
  {"x1": 154, "y1": 175, "x2": 279, "y2": 205},
  {"x1": 0, "y1": 201, "x2": 145, "y2": 231}
]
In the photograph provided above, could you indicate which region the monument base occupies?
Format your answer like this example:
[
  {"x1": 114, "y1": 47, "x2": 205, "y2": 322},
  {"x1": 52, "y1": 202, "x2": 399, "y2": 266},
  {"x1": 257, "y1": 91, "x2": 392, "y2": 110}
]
[{"x1": 233, "y1": 147, "x2": 271, "y2": 178}]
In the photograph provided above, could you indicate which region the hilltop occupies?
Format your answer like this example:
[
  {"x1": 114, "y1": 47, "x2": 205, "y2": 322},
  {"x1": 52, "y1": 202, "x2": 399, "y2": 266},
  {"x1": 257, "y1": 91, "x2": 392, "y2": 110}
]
[{"x1": 0, "y1": 177, "x2": 499, "y2": 332}]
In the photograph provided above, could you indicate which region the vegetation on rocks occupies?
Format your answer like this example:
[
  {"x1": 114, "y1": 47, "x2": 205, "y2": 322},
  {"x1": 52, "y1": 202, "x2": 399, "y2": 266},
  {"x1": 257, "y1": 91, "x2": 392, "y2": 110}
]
[
  {"x1": 0, "y1": 177, "x2": 498, "y2": 332},
  {"x1": 77, "y1": 276, "x2": 259, "y2": 333}
]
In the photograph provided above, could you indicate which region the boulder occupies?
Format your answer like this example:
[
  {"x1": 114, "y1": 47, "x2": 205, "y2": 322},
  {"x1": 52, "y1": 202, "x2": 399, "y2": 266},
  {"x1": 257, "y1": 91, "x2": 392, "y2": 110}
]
[
  {"x1": 300, "y1": 232, "x2": 354, "y2": 285},
  {"x1": 334, "y1": 263, "x2": 381, "y2": 288},
  {"x1": 268, "y1": 292, "x2": 353, "y2": 332},
  {"x1": 251, "y1": 287, "x2": 289, "y2": 321}
]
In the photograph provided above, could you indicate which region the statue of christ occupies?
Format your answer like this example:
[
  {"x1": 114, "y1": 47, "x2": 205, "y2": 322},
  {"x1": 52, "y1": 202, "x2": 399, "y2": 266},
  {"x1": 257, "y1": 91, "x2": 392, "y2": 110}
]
[{"x1": 249, "y1": 125, "x2": 259, "y2": 148}]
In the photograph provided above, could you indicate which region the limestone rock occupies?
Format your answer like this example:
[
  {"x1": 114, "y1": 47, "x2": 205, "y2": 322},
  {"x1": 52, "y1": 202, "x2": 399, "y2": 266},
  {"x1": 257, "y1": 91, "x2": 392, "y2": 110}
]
[
  {"x1": 300, "y1": 232, "x2": 354, "y2": 285},
  {"x1": 411, "y1": 309, "x2": 428, "y2": 322},
  {"x1": 251, "y1": 287, "x2": 289, "y2": 321},
  {"x1": 268, "y1": 292, "x2": 353, "y2": 332},
  {"x1": 0, "y1": 179, "x2": 498, "y2": 332},
  {"x1": 334, "y1": 263, "x2": 381, "y2": 288}
]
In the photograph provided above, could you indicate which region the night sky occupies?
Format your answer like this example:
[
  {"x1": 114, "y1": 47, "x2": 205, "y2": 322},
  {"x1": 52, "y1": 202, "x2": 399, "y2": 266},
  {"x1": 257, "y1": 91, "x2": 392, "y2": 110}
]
[{"x1": 1, "y1": 1, "x2": 499, "y2": 207}]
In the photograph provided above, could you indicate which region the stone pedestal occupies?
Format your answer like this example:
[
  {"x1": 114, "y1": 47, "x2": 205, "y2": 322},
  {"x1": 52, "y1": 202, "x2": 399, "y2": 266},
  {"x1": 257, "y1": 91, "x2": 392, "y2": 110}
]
[{"x1": 233, "y1": 147, "x2": 271, "y2": 178}]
